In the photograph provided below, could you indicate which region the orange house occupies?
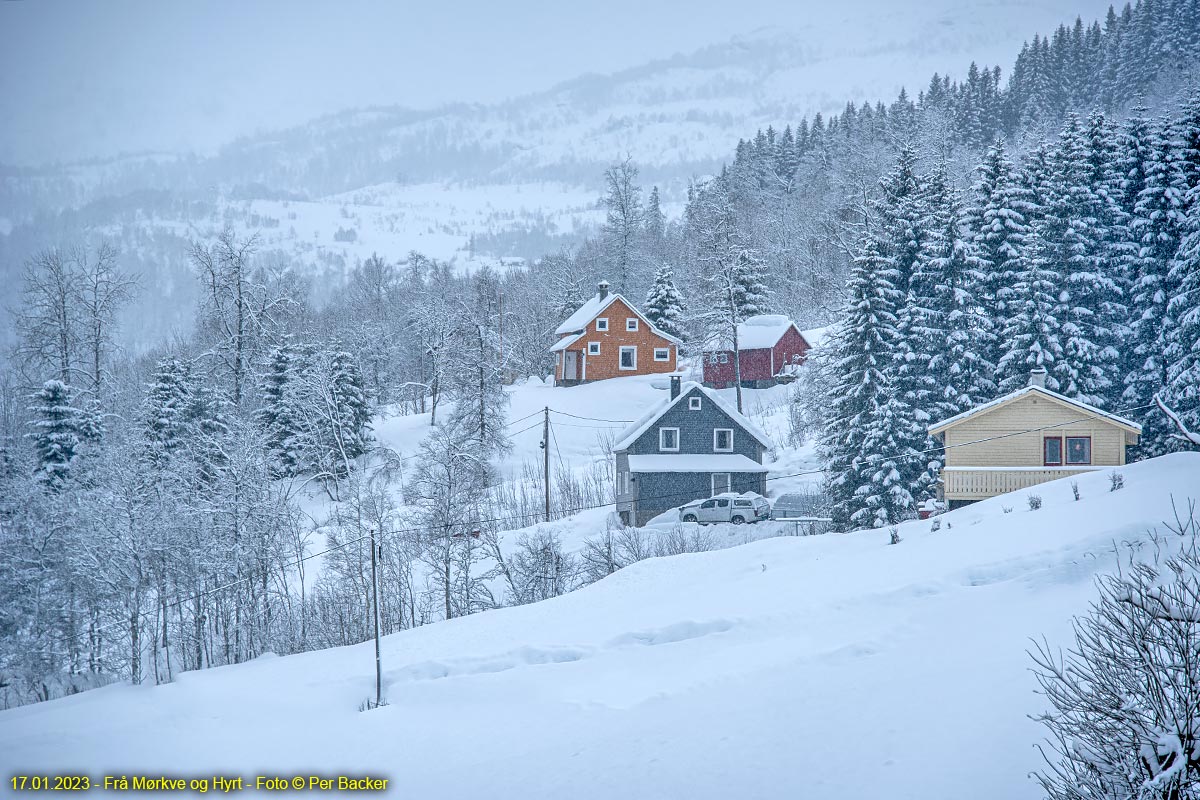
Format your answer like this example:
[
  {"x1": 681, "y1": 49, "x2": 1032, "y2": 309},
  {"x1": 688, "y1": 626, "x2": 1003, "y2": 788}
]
[{"x1": 551, "y1": 281, "x2": 681, "y2": 385}]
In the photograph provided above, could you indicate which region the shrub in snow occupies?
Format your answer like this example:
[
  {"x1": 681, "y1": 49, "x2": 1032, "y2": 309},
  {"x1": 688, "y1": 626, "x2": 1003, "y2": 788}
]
[
  {"x1": 1028, "y1": 494, "x2": 1043, "y2": 511},
  {"x1": 889, "y1": 527, "x2": 901, "y2": 545},
  {"x1": 1110, "y1": 471, "x2": 1125, "y2": 492},
  {"x1": 1003, "y1": 506, "x2": 1013, "y2": 514},
  {"x1": 1031, "y1": 502, "x2": 1200, "y2": 798},
  {"x1": 1071, "y1": 481, "x2": 1081, "y2": 502},
  {"x1": 930, "y1": 518, "x2": 942, "y2": 533}
]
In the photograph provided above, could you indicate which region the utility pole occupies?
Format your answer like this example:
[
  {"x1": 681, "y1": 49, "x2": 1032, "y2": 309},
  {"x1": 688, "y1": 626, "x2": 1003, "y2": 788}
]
[
  {"x1": 369, "y1": 525, "x2": 382, "y2": 709},
  {"x1": 542, "y1": 406, "x2": 551, "y2": 523}
]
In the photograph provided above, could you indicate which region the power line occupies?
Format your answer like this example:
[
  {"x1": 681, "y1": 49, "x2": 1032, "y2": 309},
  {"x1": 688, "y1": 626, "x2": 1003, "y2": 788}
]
[
  {"x1": 65, "y1": 401, "x2": 1158, "y2": 649},
  {"x1": 509, "y1": 420, "x2": 544, "y2": 437},
  {"x1": 504, "y1": 409, "x2": 543, "y2": 428},
  {"x1": 549, "y1": 409, "x2": 634, "y2": 424},
  {"x1": 549, "y1": 421, "x2": 627, "y2": 429}
]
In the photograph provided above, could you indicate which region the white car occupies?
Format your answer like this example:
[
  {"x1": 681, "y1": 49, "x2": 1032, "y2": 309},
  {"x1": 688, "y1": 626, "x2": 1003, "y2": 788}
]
[{"x1": 678, "y1": 492, "x2": 771, "y2": 525}]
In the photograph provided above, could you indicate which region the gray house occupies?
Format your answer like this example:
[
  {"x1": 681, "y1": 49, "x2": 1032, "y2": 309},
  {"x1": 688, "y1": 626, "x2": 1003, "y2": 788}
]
[{"x1": 614, "y1": 376, "x2": 774, "y2": 526}]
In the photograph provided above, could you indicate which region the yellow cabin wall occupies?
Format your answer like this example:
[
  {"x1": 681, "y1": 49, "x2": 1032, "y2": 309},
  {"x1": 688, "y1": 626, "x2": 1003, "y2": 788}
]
[{"x1": 941, "y1": 394, "x2": 1133, "y2": 468}]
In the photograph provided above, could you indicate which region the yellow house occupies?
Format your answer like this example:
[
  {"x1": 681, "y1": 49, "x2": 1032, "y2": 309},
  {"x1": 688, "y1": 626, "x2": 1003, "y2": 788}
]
[{"x1": 927, "y1": 369, "x2": 1142, "y2": 508}]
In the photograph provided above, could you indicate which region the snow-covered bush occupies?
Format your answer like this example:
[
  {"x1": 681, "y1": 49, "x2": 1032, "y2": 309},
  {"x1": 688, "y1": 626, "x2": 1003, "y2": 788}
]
[
  {"x1": 1028, "y1": 494, "x2": 1043, "y2": 511},
  {"x1": 1031, "y1": 502, "x2": 1200, "y2": 798}
]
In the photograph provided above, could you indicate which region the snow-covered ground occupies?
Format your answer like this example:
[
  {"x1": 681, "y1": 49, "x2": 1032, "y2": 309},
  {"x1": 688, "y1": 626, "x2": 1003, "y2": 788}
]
[{"x1": 6, "y1": 452, "x2": 1197, "y2": 798}]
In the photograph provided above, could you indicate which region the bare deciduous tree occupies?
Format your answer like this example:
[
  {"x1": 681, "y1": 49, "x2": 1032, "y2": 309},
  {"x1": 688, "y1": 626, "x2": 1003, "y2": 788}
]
[{"x1": 1031, "y1": 501, "x2": 1200, "y2": 798}]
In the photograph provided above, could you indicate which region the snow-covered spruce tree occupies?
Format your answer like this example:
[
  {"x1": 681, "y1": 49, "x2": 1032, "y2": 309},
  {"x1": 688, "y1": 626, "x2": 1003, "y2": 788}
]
[
  {"x1": 819, "y1": 238, "x2": 913, "y2": 530},
  {"x1": 996, "y1": 223, "x2": 1067, "y2": 393},
  {"x1": 186, "y1": 380, "x2": 229, "y2": 489},
  {"x1": 643, "y1": 185, "x2": 668, "y2": 265},
  {"x1": 1031, "y1": 507, "x2": 1200, "y2": 798},
  {"x1": 875, "y1": 142, "x2": 926, "y2": 292},
  {"x1": 1161, "y1": 94, "x2": 1200, "y2": 442},
  {"x1": 966, "y1": 137, "x2": 1033, "y2": 376},
  {"x1": 1125, "y1": 113, "x2": 1191, "y2": 456},
  {"x1": 1035, "y1": 113, "x2": 1121, "y2": 406},
  {"x1": 894, "y1": 165, "x2": 955, "y2": 501},
  {"x1": 256, "y1": 342, "x2": 300, "y2": 475},
  {"x1": 26, "y1": 380, "x2": 83, "y2": 488},
  {"x1": 917, "y1": 169, "x2": 997, "y2": 419},
  {"x1": 143, "y1": 357, "x2": 193, "y2": 468},
  {"x1": 1081, "y1": 109, "x2": 1134, "y2": 409},
  {"x1": 327, "y1": 347, "x2": 371, "y2": 463},
  {"x1": 880, "y1": 144, "x2": 943, "y2": 500},
  {"x1": 642, "y1": 263, "x2": 686, "y2": 340}
]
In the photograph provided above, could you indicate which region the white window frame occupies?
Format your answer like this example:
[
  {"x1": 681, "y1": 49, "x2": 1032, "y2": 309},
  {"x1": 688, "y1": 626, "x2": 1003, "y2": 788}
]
[
  {"x1": 713, "y1": 428, "x2": 734, "y2": 452},
  {"x1": 626, "y1": 317, "x2": 639, "y2": 332},
  {"x1": 659, "y1": 427, "x2": 680, "y2": 452},
  {"x1": 654, "y1": 347, "x2": 670, "y2": 362},
  {"x1": 619, "y1": 346, "x2": 637, "y2": 371},
  {"x1": 711, "y1": 472, "x2": 731, "y2": 496},
  {"x1": 596, "y1": 317, "x2": 609, "y2": 331},
  {"x1": 689, "y1": 396, "x2": 702, "y2": 410},
  {"x1": 587, "y1": 341, "x2": 600, "y2": 355}
]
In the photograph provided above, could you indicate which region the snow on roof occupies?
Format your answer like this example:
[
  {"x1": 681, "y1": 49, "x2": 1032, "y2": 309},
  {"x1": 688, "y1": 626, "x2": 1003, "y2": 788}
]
[
  {"x1": 627, "y1": 454, "x2": 770, "y2": 473},
  {"x1": 549, "y1": 332, "x2": 582, "y2": 353},
  {"x1": 554, "y1": 292, "x2": 621, "y2": 335},
  {"x1": 553, "y1": 289, "x2": 683, "y2": 344},
  {"x1": 613, "y1": 381, "x2": 774, "y2": 452},
  {"x1": 707, "y1": 315, "x2": 799, "y2": 351},
  {"x1": 799, "y1": 326, "x2": 831, "y2": 349},
  {"x1": 927, "y1": 385, "x2": 1143, "y2": 434}
]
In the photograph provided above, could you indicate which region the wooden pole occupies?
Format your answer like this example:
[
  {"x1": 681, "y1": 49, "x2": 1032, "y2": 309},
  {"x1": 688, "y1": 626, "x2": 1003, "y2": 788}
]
[
  {"x1": 370, "y1": 526, "x2": 382, "y2": 708},
  {"x1": 543, "y1": 407, "x2": 551, "y2": 523}
]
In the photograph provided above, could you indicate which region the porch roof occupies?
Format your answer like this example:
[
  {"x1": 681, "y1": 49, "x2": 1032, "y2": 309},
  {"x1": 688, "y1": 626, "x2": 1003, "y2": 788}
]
[{"x1": 627, "y1": 454, "x2": 769, "y2": 473}]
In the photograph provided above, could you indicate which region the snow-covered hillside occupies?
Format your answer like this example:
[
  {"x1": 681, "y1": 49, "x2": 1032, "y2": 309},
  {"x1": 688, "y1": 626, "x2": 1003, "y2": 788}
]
[{"x1": 6, "y1": 451, "x2": 1197, "y2": 798}]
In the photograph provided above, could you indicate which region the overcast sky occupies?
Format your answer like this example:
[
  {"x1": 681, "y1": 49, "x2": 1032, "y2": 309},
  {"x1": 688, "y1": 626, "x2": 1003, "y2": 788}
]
[
  {"x1": 0, "y1": 0, "x2": 1109, "y2": 166},
  {"x1": 0, "y1": 0, "x2": 800, "y2": 164}
]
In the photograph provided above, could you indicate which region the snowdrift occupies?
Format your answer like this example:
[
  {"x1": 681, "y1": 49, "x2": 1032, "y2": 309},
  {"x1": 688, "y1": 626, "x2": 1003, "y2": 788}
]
[{"x1": 4, "y1": 453, "x2": 1198, "y2": 799}]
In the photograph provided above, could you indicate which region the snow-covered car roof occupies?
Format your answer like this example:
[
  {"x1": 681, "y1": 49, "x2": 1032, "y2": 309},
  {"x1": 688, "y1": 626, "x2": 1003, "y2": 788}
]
[{"x1": 679, "y1": 491, "x2": 767, "y2": 508}]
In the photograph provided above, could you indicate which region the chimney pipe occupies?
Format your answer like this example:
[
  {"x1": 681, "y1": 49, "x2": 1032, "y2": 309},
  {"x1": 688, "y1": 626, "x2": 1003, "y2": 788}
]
[
  {"x1": 670, "y1": 375, "x2": 681, "y2": 400},
  {"x1": 598, "y1": 280, "x2": 610, "y2": 301},
  {"x1": 1029, "y1": 367, "x2": 1047, "y2": 389}
]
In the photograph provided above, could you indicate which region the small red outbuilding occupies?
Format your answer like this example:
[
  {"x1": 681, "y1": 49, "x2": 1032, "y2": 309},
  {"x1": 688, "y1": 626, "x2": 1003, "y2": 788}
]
[{"x1": 702, "y1": 315, "x2": 814, "y2": 389}]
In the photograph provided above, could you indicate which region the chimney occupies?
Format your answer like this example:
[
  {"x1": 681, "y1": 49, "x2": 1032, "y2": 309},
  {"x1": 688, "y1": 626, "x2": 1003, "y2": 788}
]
[
  {"x1": 598, "y1": 280, "x2": 610, "y2": 301},
  {"x1": 670, "y1": 375, "x2": 681, "y2": 400},
  {"x1": 1029, "y1": 367, "x2": 1047, "y2": 389}
]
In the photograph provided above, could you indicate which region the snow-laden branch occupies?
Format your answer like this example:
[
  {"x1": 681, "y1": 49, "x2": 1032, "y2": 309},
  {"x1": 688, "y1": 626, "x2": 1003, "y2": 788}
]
[{"x1": 1155, "y1": 393, "x2": 1200, "y2": 447}]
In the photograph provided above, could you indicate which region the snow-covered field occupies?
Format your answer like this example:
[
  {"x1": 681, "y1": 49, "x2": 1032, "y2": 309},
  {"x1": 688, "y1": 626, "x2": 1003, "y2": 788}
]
[{"x1": 6, "y1": 450, "x2": 1197, "y2": 798}]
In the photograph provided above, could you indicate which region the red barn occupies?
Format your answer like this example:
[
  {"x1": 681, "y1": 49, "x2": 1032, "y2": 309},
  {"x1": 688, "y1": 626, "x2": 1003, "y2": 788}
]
[{"x1": 703, "y1": 315, "x2": 813, "y2": 389}]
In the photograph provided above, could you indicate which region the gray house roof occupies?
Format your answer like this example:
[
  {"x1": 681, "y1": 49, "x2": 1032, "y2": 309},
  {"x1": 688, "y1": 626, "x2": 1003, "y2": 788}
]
[{"x1": 613, "y1": 381, "x2": 774, "y2": 452}]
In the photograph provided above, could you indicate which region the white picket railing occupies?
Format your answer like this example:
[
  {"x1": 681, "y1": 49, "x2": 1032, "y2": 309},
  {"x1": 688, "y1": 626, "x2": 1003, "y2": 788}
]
[{"x1": 942, "y1": 466, "x2": 1105, "y2": 499}]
